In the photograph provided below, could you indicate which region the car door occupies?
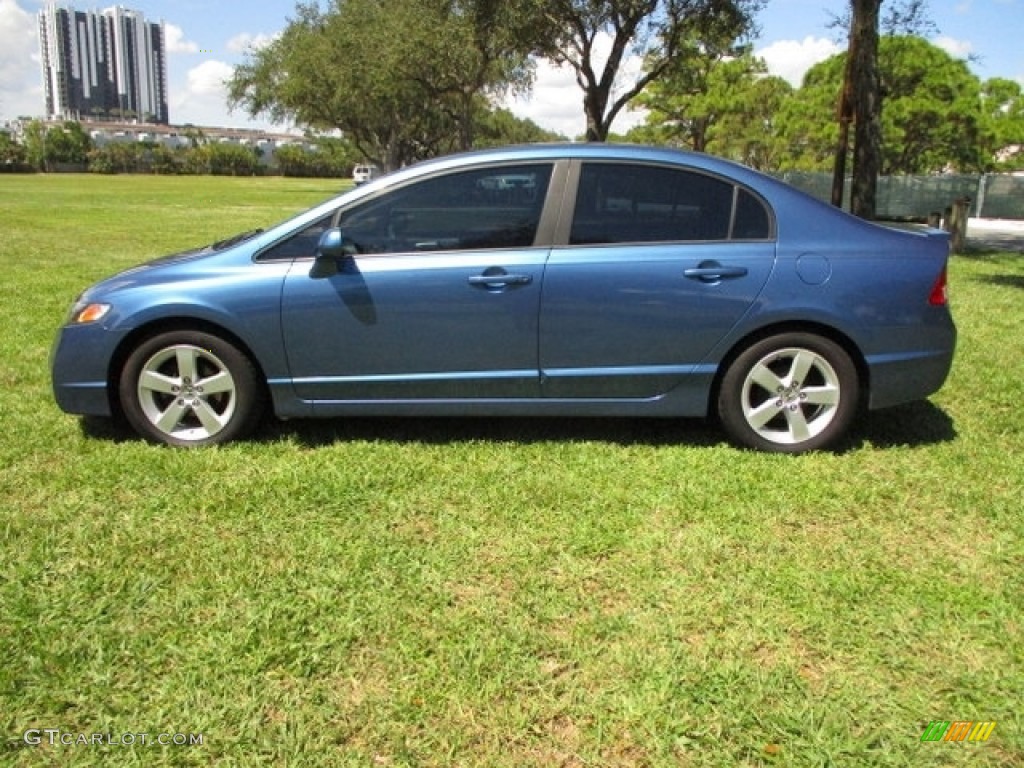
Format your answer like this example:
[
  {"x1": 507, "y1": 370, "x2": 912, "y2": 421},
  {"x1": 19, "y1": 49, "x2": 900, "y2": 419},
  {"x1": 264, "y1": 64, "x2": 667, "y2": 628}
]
[
  {"x1": 540, "y1": 161, "x2": 777, "y2": 399},
  {"x1": 279, "y1": 163, "x2": 556, "y2": 404}
]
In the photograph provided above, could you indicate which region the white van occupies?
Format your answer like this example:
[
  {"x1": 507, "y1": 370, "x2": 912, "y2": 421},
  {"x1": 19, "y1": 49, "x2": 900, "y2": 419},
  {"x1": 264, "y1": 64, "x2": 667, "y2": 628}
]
[{"x1": 352, "y1": 164, "x2": 377, "y2": 184}]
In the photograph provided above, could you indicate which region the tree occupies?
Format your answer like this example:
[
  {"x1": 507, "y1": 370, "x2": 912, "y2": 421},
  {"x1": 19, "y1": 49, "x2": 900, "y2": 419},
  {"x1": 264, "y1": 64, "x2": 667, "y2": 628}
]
[
  {"x1": 182, "y1": 126, "x2": 208, "y2": 149},
  {"x1": 150, "y1": 145, "x2": 185, "y2": 175},
  {"x1": 633, "y1": 44, "x2": 792, "y2": 169},
  {"x1": 206, "y1": 144, "x2": 261, "y2": 176},
  {"x1": 22, "y1": 120, "x2": 92, "y2": 171},
  {"x1": 878, "y1": 36, "x2": 982, "y2": 173},
  {"x1": 775, "y1": 55, "x2": 846, "y2": 171},
  {"x1": 537, "y1": 0, "x2": 763, "y2": 142},
  {"x1": 473, "y1": 107, "x2": 566, "y2": 147},
  {"x1": 703, "y1": 73, "x2": 793, "y2": 170},
  {"x1": 635, "y1": 45, "x2": 761, "y2": 152},
  {"x1": 269, "y1": 135, "x2": 359, "y2": 178},
  {"x1": 833, "y1": 0, "x2": 936, "y2": 217},
  {"x1": 783, "y1": 37, "x2": 985, "y2": 175},
  {"x1": 22, "y1": 120, "x2": 47, "y2": 170},
  {"x1": 398, "y1": 0, "x2": 541, "y2": 149},
  {"x1": 0, "y1": 131, "x2": 27, "y2": 170},
  {"x1": 978, "y1": 78, "x2": 1024, "y2": 171},
  {"x1": 828, "y1": 0, "x2": 936, "y2": 39},
  {"x1": 229, "y1": 0, "x2": 538, "y2": 169},
  {"x1": 87, "y1": 141, "x2": 146, "y2": 174}
]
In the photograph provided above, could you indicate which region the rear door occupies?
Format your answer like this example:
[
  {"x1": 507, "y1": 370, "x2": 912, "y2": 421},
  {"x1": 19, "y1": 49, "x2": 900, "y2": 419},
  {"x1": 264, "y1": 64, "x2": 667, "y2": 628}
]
[{"x1": 540, "y1": 161, "x2": 777, "y2": 399}]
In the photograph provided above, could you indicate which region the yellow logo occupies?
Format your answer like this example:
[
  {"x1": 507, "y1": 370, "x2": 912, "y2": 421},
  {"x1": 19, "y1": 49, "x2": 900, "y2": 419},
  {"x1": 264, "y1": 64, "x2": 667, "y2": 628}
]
[{"x1": 921, "y1": 721, "x2": 996, "y2": 742}]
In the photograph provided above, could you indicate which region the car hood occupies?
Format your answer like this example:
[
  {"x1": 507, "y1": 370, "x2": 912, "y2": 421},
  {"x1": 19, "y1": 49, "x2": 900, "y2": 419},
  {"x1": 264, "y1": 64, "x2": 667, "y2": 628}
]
[
  {"x1": 116, "y1": 226, "x2": 263, "y2": 273},
  {"x1": 80, "y1": 247, "x2": 251, "y2": 309},
  {"x1": 123, "y1": 245, "x2": 210, "y2": 273},
  {"x1": 91, "y1": 227, "x2": 267, "y2": 287}
]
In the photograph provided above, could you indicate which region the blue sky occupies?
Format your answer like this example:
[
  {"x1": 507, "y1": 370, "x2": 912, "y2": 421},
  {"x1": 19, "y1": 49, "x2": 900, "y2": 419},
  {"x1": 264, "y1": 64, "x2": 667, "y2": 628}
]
[{"x1": 2, "y1": 0, "x2": 1021, "y2": 136}]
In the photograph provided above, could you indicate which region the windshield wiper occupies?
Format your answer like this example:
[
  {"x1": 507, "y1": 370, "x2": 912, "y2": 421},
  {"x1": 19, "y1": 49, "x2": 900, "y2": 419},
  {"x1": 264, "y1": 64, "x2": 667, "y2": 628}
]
[{"x1": 210, "y1": 229, "x2": 264, "y2": 250}]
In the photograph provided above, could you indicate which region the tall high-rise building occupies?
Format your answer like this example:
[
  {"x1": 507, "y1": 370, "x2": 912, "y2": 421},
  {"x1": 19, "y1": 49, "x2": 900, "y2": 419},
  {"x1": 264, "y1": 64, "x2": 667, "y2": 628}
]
[{"x1": 38, "y1": 4, "x2": 169, "y2": 124}]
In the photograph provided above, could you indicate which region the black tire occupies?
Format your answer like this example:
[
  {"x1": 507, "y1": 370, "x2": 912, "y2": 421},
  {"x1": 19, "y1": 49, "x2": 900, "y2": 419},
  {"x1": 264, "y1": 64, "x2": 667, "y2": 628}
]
[
  {"x1": 717, "y1": 332, "x2": 859, "y2": 453},
  {"x1": 118, "y1": 330, "x2": 264, "y2": 446}
]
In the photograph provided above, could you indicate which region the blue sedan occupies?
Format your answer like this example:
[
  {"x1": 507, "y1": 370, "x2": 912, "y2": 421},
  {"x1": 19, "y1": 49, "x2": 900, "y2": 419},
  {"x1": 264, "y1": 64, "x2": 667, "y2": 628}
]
[{"x1": 51, "y1": 144, "x2": 956, "y2": 452}]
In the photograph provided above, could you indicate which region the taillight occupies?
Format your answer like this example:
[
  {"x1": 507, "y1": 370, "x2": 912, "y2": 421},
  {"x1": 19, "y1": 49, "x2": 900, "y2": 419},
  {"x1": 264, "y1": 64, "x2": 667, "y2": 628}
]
[{"x1": 928, "y1": 266, "x2": 948, "y2": 306}]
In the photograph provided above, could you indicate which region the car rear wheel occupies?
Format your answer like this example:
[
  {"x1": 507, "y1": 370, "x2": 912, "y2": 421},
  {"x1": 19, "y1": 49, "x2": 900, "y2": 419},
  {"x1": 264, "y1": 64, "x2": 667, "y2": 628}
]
[
  {"x1": 119, "y1": 331, "x2": 264, "y2": 446},
  {"x1": 718, "y1": 333, "x2": 858, "y2": 453}
]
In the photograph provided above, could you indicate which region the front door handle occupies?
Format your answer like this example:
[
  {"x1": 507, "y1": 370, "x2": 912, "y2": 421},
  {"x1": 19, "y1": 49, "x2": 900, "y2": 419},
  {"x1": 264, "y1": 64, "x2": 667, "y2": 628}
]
[
  {"x1": 684, "y1": 262, "x2": 748, "y2": 283},
  {"x1": 468, "y1": 271, "x2": 533, "y2": 289}
]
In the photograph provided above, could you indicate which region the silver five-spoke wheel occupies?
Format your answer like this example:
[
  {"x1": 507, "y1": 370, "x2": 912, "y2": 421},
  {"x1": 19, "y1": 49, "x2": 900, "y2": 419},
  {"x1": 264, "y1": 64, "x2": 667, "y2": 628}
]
[
  {"x1": 120, "y1": 331, "x2": 263, "y2": 446},
  {"x1": 137, "y1": 345, "x2": 237, "y2": 442},
  {"x1": 741, "y1": 347, "x2": 841, "y2": 445},
  {"x1": 719, "y1": 333, "x2": 858, "y2": 453}
]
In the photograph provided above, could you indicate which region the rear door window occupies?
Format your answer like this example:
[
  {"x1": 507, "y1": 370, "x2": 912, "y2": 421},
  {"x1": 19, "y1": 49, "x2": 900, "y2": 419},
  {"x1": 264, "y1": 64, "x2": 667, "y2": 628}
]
[{"x1": 570, "y1": 163, "x2": 773, "y2": 245}]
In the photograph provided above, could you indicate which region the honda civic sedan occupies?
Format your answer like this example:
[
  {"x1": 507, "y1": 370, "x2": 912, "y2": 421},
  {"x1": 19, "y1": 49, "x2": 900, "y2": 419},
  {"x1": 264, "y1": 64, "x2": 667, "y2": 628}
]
[{"x1": 51, "y1": 144, "x2": 956, "y2": 452}]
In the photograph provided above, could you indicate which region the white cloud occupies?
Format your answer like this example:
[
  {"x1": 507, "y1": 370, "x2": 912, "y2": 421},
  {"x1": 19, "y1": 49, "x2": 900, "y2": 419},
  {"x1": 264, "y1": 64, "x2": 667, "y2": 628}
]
[
  {"x1": 934, "y1": 35, "x2": 974, "y2": 59},
  {"x1": 503, "y1": 32, "x2": 647, "y2": 139},
  {"x1": 187, "y1": 60, "x2": 234, "y2": 96},
  {"x1": 756, "y1": 36, "x2": 843, "y2": 87},
  {"x1": 505, "y1": 59, "x2": 583, "y2": 139},
  {"x1": 0, "y1": 0, "x2": 42, "y2": 121},
  {"x1": 169, "y1": 59, "x2": 285, "y2": 131},
  {"x1": 164, "y1": 23, "x2": 198, "y2": 54},
  {"x1": 227, "y1": 32, "x2": 277, "y2": 54},
  {"x1": 171, "y1": 59, "x2": 236, "y2": 127}
]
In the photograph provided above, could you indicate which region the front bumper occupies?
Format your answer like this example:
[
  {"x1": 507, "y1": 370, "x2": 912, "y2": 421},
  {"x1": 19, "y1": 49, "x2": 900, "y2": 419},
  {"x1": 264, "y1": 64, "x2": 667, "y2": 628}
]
[{"x1": 50, "y1": 324, "x2": 129, "y2": 417}]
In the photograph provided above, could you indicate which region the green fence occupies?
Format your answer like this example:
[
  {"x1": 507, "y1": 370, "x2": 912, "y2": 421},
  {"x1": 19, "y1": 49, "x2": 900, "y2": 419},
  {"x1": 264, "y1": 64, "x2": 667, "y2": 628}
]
[
  {"x1": 773, "y1": 172, "x2": 1024, "y2": 220},
  {"x1": 978, "y1": 175, "x2": 1024, "y2": 219}
]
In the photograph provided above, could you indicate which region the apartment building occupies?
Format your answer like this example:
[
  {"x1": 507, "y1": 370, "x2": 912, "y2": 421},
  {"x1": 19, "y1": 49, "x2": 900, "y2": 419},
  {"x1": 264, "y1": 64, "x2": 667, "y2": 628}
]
[{"x1": 38, "y1": 3, "x2": 169, "y2": 124}]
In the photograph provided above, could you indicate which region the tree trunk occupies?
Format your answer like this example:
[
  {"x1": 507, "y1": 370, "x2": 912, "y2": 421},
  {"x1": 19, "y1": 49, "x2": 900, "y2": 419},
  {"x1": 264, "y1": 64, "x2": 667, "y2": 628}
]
[
  {"x1": 584, "y1": 87, "x2": 610, "y2": 142},
  {"x1": 849, "y1": 0, "x2": 882, "y2": 220},
  {"x1": 831, "y1": 116, "x2": 850, "y2": 208},
  {"x1": 458, "y1": 90, "x2": 475, "y2": 151},
  {"x1": 831, "y1": 44, "x2": 855, "y2": 208}
]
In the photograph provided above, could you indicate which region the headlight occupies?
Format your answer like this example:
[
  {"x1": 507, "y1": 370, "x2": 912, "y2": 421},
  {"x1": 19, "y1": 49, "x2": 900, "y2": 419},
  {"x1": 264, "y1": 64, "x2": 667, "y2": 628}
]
[{"x1": 68, "y1": 301, "x2": 111, "y2": 325}]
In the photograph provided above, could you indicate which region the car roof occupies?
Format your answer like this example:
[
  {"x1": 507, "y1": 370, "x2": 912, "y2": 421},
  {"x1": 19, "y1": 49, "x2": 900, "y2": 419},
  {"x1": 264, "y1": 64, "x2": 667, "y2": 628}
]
[
  {"x1": 412, "y1": 142, "x2": 746, "y2": 173},
  {"x1": 357, "y1": 143, "x2": 780, "y2": 198}
]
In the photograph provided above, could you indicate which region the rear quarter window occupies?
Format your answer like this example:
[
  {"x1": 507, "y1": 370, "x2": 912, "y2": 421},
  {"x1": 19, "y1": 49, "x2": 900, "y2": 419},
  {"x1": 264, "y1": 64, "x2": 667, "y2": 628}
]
[{"x1": 733, "y1": 188, "x2": 772, "y2": 240}]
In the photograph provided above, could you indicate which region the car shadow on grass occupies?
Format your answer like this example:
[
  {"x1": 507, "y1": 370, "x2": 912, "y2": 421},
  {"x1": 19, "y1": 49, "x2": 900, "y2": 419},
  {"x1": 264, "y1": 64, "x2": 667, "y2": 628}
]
[
  {"x1": 267, "y1": 402, "x2": 955, "y2": 451},
  {"x1": 78, "y1": 411, "x2": 723, "y2": 448},
  {"x1": 257, "y1": 415, "x2": 725, "y2": 449},
  {"x1": 843, "y1": 400, "x2": 956, "y2": 450},
  {"x1": 975, "y1": 274, "x2": 1024, "y2": 290},
  {"x1": 79, "y1": 401, "x2": 955, "y2": 451},
  {"x1": 79, "y1": 415, "x2": 137, "y2": 443}
]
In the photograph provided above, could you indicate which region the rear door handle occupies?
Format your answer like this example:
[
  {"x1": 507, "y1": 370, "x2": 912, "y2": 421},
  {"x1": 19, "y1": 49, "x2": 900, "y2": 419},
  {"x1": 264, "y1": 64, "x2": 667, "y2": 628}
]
[{"x1": 684, "y1": 263, "x2": 748, "y2": 282}]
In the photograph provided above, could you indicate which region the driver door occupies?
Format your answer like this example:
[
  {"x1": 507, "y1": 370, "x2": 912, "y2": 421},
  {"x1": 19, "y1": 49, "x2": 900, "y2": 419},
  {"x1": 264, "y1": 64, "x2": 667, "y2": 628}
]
[{"x1": 279, "y1": 163, "x2": 555, "y2": 404}]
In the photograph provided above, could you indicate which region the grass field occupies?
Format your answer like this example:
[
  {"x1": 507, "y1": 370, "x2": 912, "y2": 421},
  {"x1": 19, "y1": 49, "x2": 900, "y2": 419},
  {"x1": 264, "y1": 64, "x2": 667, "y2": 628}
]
[{"x1": 1, "y1": 174, "x2": 1021, "y2": 767}]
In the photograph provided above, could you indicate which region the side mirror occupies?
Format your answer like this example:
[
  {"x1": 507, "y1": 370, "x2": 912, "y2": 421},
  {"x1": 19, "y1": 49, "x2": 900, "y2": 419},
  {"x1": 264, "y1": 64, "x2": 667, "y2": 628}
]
[
  {"x1": 310, "y1": 227, "x2": 349, "y2": 278},
  {"x1": 317, "y1": 227, "x2": 348, "y2": 259}
]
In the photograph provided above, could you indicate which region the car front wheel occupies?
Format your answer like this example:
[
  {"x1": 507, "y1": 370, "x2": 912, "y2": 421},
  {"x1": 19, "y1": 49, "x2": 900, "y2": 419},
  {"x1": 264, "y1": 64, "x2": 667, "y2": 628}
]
[
  {"x1": 119, "y1": 331, "x2": 264, "y2": 446},
  {"x1": 718, "y1": 333, "x2": 859, "y2": 453}
]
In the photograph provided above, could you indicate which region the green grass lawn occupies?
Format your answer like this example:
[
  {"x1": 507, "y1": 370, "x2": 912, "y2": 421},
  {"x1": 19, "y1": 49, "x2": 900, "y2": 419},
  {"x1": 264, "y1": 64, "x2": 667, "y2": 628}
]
[{"x1": 1, "y1": 174, "x2": 1021, "y2": 767}]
